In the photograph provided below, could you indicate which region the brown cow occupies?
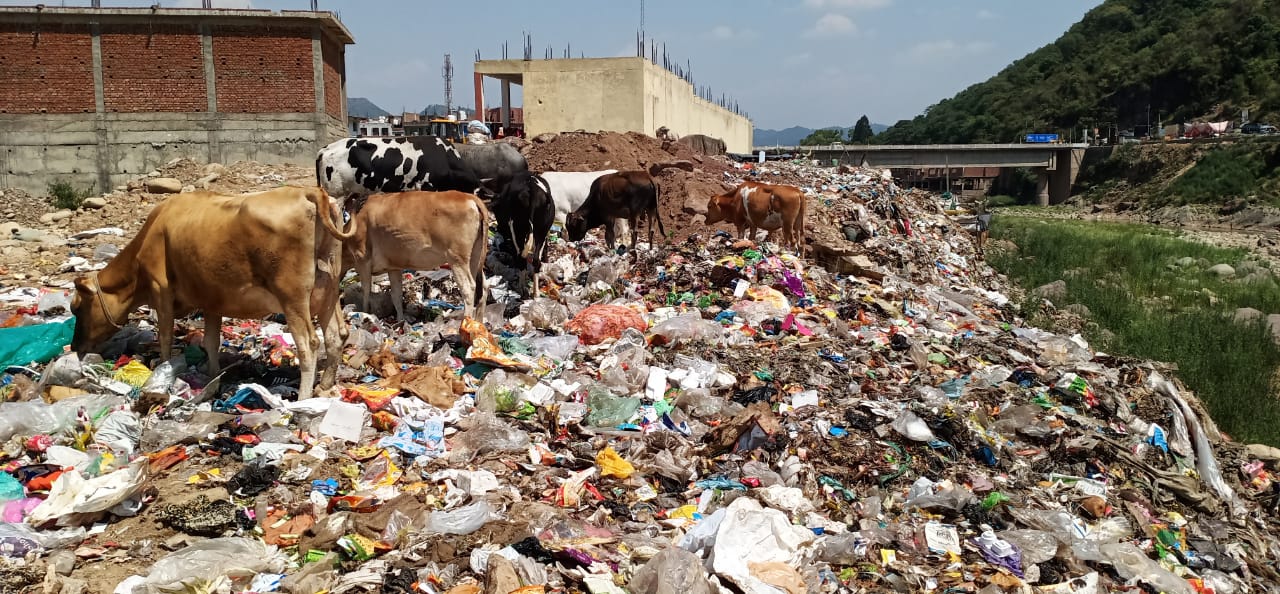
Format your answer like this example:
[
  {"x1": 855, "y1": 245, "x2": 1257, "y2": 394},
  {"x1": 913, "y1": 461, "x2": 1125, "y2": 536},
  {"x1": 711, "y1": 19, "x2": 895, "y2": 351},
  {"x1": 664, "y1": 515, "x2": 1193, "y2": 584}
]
[
  {"x1": 705, "y1": 181, "x2": 807, "y2": 255},
  {"x1": 70, "y1": 187, "x2": 354, "y2": 400},
  {"x1": 341, "y1": 190, "x2": 489, "y2": 322},
  {"x1": 565, "y1": 170, "x2": 666, "y2": 250}
]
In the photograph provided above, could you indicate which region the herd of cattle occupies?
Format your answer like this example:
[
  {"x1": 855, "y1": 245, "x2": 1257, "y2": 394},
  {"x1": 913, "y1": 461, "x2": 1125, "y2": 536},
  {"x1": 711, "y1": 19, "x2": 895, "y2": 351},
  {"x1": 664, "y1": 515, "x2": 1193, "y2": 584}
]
[{"x1": 67, "y1": 135, "x2": 810, "y2": 399}]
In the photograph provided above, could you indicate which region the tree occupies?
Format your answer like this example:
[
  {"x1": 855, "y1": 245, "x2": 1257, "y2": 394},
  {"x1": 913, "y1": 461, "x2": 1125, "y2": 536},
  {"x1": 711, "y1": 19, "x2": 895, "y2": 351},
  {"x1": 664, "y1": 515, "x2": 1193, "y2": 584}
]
[
  {"x1": 800, "y1": 128, "x2": 844, "y2": 145},
  {"x1": 849, "y1": 116, "x2": 874, "y2": 143}
]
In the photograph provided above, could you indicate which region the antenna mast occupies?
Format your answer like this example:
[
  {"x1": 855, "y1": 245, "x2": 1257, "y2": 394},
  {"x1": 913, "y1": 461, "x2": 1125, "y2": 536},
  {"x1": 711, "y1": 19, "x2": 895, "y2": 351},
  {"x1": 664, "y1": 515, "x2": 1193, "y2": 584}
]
[{"x1": 442, "y1": 54, "x2": 454, "y2": 115}]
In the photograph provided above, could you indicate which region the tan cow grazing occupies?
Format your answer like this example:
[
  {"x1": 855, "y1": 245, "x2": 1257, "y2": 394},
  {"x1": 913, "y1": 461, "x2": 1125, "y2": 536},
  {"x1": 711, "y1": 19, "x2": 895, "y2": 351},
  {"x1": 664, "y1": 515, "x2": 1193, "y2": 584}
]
[
  {"x1": 70, "y1": 187, "x2": 353, "y2": 400},
  {"x1": 341, "y1": 190, "x2": 489, "y2": 322},
  {"x1": 705, "y1": 181, "x2": 807, "y2": 256}
]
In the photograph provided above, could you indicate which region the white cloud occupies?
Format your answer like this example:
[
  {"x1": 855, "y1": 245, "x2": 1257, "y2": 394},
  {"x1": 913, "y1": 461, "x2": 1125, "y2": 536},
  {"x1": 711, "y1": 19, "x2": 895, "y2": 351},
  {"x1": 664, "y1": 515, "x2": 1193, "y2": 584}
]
[
  {"x1": 976, "y1": 9, "x2": 1000, "y2": 20},
  {"x1": 904, "y1": 39, "x2": 994, "y2": 62},
  {"x1": 710, "y1": 25, "x2": 757, "y2": 40},
  {"x1": 805, "y1": 13, "x2": 856, "y2": 38},
  {"x1": 172, "y1": 0, "x2": 254, "y2": 7},
  {"x1": 803, "y1": 0, "x2": 890, "y2": 10}
]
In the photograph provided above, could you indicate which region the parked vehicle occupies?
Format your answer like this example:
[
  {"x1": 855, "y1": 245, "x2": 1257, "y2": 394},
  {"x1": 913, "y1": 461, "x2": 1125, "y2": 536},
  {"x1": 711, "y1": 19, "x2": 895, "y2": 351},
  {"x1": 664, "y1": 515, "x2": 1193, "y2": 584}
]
[{"x1": 1241, "y1": 122, "x2": 1278, "y2": 135}]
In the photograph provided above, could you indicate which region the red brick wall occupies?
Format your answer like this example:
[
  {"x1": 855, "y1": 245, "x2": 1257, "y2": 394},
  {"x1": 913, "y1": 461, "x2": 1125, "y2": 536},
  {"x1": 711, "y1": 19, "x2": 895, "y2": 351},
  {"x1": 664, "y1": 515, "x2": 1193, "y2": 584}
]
[
  {"x1": 0, "y1": 23, "x2": 94, "y2": 114},
  {"x1": 101, "y1": 24, "x2": 206, "y2": 113},
  {"x1": 321, "y1": 37, "x2": 343, "y2": 120},
  {"x1": 213, "y1": 25, "x2": 315, "y2": 114}
]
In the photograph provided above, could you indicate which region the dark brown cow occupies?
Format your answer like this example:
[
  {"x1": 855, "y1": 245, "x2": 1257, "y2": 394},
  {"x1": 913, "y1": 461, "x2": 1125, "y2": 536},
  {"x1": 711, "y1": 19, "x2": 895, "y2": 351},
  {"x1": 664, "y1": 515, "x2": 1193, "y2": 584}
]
[
  {"x1": 565, "y1": 170, "x2": 666, "y2": 250},
  {"x1": 705, "y1": 181, "x2": 807, "y2": 255}
]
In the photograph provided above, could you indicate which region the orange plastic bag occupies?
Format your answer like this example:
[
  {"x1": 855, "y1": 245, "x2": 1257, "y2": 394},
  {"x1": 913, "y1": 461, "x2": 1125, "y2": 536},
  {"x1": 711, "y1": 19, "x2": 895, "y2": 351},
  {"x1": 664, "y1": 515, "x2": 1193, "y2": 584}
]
[{"x1": 565, "y1": 304, "x2": 646, "y2": 346}]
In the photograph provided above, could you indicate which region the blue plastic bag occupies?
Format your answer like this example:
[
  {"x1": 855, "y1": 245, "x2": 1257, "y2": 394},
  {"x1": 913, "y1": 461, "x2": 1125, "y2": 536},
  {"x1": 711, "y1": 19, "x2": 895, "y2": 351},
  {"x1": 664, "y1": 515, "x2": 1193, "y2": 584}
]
[{"x1": 0, "y1": 318, "x2": 75, "y2": 368}]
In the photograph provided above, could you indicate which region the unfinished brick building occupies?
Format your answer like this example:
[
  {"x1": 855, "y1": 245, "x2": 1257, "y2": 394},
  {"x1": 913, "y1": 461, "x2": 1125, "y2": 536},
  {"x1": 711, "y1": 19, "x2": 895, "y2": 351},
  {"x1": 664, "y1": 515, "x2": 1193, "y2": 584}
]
[{"x1": 0, "y1": 6, "x2": 354, "y2": 194}]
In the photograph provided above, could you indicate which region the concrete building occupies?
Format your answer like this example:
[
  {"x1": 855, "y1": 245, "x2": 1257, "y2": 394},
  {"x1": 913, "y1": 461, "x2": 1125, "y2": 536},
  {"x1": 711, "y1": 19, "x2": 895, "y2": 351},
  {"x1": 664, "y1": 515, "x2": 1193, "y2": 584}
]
[
  {"x1": 473, "y1": 57, "x2": 753, "y2": 153},
  {"x1": 0, "y1": 6, "x2": 353, "y2": 194}
]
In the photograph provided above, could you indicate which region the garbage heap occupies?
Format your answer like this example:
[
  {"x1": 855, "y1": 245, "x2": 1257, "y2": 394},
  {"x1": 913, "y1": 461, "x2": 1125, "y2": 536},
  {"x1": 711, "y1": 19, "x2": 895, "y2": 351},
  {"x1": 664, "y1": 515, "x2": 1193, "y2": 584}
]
[{"x1": 0, "y1": 162, "x2": 1277, "y2": 594}]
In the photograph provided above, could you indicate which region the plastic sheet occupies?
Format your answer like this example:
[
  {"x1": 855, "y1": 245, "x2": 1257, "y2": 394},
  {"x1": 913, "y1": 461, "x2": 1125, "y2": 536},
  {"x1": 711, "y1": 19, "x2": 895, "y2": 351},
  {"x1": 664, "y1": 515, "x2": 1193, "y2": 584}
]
[
  {"x1": 0, "y1": 316, "x2": 75, "y2": 368},
  {"x1": 426, "y1": 501, "x2": 493, "y2": 535},
  {"x1": 629, "y1": 547, "x2": 713, "y2": 594},
  {"x1": 650, "y1": 314, "x2": 725, "y2": 345},
  {"x1": 521, "y1": 298, "x2": 570, "y2": 329},
  {"x1": 142, "y1": 537, "x2": 289, "y2": 592}
]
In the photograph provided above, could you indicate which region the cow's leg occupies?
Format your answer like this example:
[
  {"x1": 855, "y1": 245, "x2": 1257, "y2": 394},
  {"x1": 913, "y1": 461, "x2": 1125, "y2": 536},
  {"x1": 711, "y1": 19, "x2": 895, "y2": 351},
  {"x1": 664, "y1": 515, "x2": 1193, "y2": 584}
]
[
  {"x1": 154, "y1": 290, "x2": 176, "y2": 365},
  {"x1": 453, "y1": 263, "x2": 477, "y2": 322},
  {"x1": 603, "y1": 220, "x2": 617, "y2": 250},
  {"x1": 283, "y1": 301, "x2": 317, "y2": 400},
  {"x1": 317, "y1": 301, "x2": 343, "y2": 390},
  {"x1": 358, "y1": 261, "x2": 373, "y2": 315},
  {"x1": 388, "y1": 271, "x2": 408, "y2": 322},
  {"x1": 203, "y1": 313, "x2": 222, "y2": 378},
  {"x1": 629, "y1": 216, "x2": 639, "y2": 251}
]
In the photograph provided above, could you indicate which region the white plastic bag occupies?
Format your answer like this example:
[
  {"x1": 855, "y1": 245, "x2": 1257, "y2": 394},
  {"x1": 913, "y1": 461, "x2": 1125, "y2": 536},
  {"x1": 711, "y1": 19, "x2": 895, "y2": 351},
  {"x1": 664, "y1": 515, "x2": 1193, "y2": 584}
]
[
  {"x1": 426, "y1": 501, "x2": 493, "y2": 535},
  {"x1": 27, "y1": 459, "x2": 148, "y2": 526},
  {"x1": 142, "y1": 537, "x2": 288, "y2": 593}
]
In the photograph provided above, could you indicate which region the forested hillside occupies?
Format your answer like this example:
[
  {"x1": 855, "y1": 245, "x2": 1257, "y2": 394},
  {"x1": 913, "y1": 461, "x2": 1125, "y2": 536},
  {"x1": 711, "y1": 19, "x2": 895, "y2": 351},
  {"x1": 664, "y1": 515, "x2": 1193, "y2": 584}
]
[{"x1": 877, "y1": 0, "x2": 1280, "y2": 144}]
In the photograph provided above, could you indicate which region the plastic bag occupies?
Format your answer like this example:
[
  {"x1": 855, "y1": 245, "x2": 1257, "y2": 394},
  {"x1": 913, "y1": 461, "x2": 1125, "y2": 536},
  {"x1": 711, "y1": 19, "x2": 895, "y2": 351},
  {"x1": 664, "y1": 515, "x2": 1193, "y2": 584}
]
[
  {"x1": 0, "y1": 393, "x2": 126, "y2": 442},
  {"x1": 650, "y1": 314, "x2": 724, "y2": 345},
  {"x1": 40, "y1": 353, "x2": 84, "y2": 388},
  {"x1": 143, "y1": 537, "x2": 289, "y2": 592},
  {"x1": 389, "y1": 334, "x2": 425, "y2": 362},
  {"x1": 475, "y1": 369, "x2": 537, "y2": 415},
  {"x1": 426, "y1": 501, "x2": 493, "y2": 535},
  {"x1": 565, "y1": 304, "x2": 646, "y2": 346},
  {"x1": 94, "y1": 410, "x2": 141, "y2": 457},
  {"x1": 629, "y1": 547, "x2": 713, "y2": 594},
  {"x1": 1096, "y1": 542, "x2": 1195, "y2": 594},
  {"x1": 999, "y1": 529, "x2": 1059, "y2": 564},
  {"x1": 0, "y1": 317, "x2": 74, "y2": 368},
  {"x1": 596, "y1": 447, "x2": 635, "y2": 479},
  {"x1": 527, "y1": 335, "x2": 580, "y2": 361},
  {"x1": 0, "y1": 472, "x2": 24, "y2": 502},
  {"x1": 451, "y1": 413, "x2": 531, "y2": 461},
  {"x1": 28, "y1": 459, "x2": 148, "y2": 526},
  {"x1": 891, "y1": 410, "x2": 936, "y2": 442},
  {"x1": 521, "y1": 298, "x2": 570, "y2": 329},
  {"x1": 587, "y1": 387, "x2": 641, "y2": 427}
]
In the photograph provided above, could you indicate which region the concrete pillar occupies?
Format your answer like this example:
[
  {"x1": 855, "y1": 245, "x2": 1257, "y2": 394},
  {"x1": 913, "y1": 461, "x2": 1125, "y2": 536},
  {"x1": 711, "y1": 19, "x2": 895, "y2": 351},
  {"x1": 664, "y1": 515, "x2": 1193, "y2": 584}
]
[
  {"x1": 1036, "y1": 169, "x2": 1050, "y2": 207},
  {"x1": 90, "y1": 22, "x2": 110, "y2": 192},
  {"x1": 500, "y1": 79, "x2": 511, "y2": 132},
  {"x1": 473, "y1": 72, "x2": 485, "y2": 127},
  {"x1": 200, "y1": 24, "x2": 220, "y2": 164},
  {"x1": 311, "y1": 27, "x2": 328, "y2": 145}
]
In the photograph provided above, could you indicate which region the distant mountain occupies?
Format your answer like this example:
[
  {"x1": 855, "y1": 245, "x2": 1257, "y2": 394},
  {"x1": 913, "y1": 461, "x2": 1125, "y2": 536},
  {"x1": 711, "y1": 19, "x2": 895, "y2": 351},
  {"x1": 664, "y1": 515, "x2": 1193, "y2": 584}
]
[
  {"x1": 753, "y1": 123, "x2": 889, "y2": 146},
  {"x1": 420, "y1": 104, "x2": 450, "y2": 117},
  {"x1": 876, "y1": 0, "x2": 1280, "y2": 144},
  {"x1": 348, "y1": 97, "x2": 390, "y2": 119}
]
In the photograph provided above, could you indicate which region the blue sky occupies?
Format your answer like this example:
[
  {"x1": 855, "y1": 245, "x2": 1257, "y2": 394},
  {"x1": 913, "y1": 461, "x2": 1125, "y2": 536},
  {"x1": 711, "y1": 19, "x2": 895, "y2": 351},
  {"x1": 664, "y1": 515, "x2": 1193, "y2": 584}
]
[{"x1": 10, "y1": 0, "x2": 1103, "y2": 129}]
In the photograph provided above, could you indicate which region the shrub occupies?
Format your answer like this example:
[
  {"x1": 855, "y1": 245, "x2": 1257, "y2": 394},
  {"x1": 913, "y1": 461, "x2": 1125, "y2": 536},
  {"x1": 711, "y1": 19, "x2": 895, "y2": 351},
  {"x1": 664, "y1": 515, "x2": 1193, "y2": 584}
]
[{"x1": 47, "y1": 181, "x2": 95, "y2": 210}]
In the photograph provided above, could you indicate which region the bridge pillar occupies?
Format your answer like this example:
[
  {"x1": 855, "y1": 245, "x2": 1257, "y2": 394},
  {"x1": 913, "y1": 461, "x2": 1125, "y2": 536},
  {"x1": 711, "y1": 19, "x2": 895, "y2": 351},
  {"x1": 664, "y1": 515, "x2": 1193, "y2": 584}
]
[{"x1": 1036, "y1": 169, "x2": 1050, "y2": 207}]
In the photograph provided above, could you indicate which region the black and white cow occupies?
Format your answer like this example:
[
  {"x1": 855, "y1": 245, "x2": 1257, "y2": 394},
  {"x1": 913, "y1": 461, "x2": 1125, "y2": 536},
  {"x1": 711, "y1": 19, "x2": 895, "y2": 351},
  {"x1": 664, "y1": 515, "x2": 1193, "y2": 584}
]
[
  {"x1": 491, "y1": 171, "x2": 555, "y2": 297},
  {"x1": 316, "y1": 136, "x2": 486, "y2": 203},
  {"x1": 451, "y1": 142, "x2": 529, "y2": 188}
]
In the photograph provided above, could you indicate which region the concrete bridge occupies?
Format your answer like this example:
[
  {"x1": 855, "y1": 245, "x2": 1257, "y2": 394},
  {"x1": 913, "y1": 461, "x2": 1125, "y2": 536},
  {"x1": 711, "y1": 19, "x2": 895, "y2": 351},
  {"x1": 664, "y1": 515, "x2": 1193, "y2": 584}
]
[{"x1": 754, "y1": 143, "x2": 1089, "y2": 205}]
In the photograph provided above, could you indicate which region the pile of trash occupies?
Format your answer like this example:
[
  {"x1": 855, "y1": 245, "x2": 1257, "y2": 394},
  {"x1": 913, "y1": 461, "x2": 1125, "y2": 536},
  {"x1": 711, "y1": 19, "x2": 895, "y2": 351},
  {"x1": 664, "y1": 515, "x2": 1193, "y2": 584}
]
[{"x1": 0, "y1": 159, "x2": 1278, "y2": 594}]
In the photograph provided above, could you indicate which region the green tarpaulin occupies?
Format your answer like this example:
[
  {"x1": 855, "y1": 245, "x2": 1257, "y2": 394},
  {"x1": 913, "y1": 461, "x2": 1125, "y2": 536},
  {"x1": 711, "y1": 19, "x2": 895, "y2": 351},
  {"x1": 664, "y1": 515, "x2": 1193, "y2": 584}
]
[{"x1": 0, "y1": 317, "x2": 75, "y2": 368}]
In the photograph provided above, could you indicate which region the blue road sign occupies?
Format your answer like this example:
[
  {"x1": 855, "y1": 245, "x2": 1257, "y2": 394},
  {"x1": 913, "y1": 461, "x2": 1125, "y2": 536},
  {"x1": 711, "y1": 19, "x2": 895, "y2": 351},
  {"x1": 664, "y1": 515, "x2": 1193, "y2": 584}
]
[{"x1": 1025, "y1": 133, "x2": 1059, "y2": 143}]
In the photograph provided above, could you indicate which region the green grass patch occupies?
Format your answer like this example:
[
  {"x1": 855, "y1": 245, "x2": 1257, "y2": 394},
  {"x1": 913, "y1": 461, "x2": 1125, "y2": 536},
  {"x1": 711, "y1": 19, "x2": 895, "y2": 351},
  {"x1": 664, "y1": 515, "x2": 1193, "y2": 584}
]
[
  {"x1": 985, "y1": 195, "x2": 1023, "y2": 208},
  {"x1": 46, "y1": 181, "x2": 95, "y2": 210},
  {"x1": 1167, "y1": 142, "x2": 1280, "y2": 205},
  {"x1": 990, "y1": 217, "x2": 1280, "y2": 446}
]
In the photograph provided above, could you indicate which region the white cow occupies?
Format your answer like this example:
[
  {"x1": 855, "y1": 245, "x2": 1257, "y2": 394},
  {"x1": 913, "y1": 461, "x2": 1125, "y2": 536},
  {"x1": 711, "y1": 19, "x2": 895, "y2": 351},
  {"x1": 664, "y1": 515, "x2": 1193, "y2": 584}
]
[{"x1": 540, "y1": 170, "x2": 630, "y2": 244}]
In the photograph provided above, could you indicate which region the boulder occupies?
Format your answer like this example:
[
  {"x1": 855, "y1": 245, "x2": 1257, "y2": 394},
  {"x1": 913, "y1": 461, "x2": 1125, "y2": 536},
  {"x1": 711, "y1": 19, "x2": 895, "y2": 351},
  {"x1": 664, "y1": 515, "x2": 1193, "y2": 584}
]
[
  {"x1": 1207, "y1": 263, "x2": 1235, "y2": 277},
  {"x1": 684, "y1": 195, "x2": 708, "y2": 215},
  {"x1": 1174, "y1": 256, "x2": 1195, "y2": 268},
  {"x1": 202, "y1": 163, "x2": 226, "y2": 177},
  {"x1": 1236, "y1": 307, "x2": 1264, "y2": 323},
  {"x1": 181, "y1": 185, "x2": 196, "y2": 193},
  {"x1": 145, "y1": 177, "x2": 183, "y2": 194},
  {"x1": 1032, "y1": 280, "x2": 1068, "y2": 302},
  {"x1": 83, "y1": 197, "x2": 107, "y2": 209},
  {"x1": 0, "y1": 222, "x2": 19, "y2": 236},
  {"x1": 1064, "y1": 303, "x2": 1091, "y2": 318},
  {"x1": 40, "y1": 210, "x2": 73, "y2": 223}
]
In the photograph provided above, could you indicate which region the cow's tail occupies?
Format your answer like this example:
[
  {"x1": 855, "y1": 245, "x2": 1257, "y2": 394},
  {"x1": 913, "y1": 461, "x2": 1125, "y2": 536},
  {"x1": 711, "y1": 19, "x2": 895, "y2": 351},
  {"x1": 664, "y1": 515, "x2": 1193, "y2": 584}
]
[
  {"x1": 307, "y1": 187, "x2": 356, "y2": 240},
  {"x1": 650, "y1": 178, "x2": 667, "y2": 243},
  {"x1": 470, "y1": 195, "x2": 490, "y2": 310}
]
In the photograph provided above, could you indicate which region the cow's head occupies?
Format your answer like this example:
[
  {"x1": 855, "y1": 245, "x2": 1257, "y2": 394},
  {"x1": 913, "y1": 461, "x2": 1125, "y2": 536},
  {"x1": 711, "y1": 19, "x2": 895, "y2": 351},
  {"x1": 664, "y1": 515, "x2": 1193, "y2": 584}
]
[
  {"x1": 493, "y1": 173, "x2": 551, "y2": 261},
  {"x1": 704, "y1": 191, "x2": 735, "y2": 225},
  {"x1": 565, "y1": 210, "x2": 591, "y2": 242},
  {"x1": 70, "y1": 273, "x2": 122, "y2": 353}
]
